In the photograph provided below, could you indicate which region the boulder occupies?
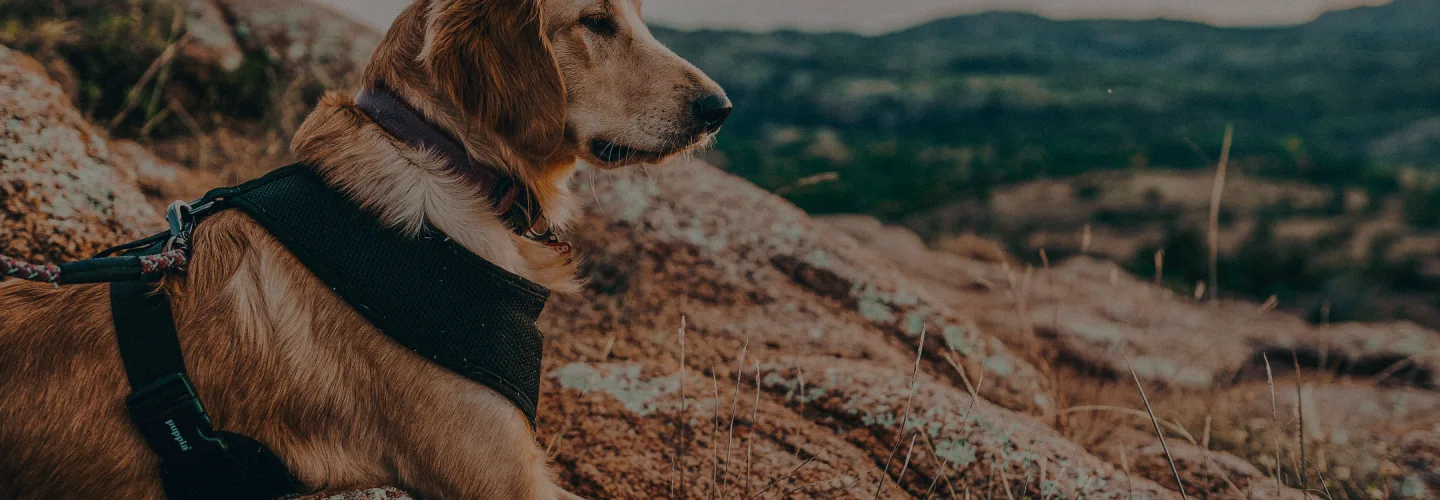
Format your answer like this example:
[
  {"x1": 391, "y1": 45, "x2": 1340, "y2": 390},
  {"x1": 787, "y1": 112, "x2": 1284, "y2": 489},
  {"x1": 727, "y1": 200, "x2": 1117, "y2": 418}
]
[{"x1": 0, "y1": 46, "x2": 162, "y2": 262}]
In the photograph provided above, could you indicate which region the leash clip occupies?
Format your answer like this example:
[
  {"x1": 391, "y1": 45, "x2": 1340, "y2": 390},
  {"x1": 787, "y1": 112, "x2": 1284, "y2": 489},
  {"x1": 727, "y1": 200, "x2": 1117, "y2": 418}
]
[{"x1": 165, "y1": 201, "x2": 196, "y2": 252}]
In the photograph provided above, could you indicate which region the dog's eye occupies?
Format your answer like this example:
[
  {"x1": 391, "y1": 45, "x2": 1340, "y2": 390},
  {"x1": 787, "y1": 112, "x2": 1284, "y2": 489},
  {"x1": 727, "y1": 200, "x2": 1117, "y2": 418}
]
[{"x1": 579, "y1": 14, "x2": 617, "y2": 35}]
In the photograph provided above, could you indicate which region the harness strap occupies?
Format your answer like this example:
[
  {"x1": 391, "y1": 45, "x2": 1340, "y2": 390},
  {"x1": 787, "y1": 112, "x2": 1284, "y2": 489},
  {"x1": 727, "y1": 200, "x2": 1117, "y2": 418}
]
[
  {"x1": 111, "y1": 279, "x2": 187, "y2": 386},
  {"x1": 110, "y1": 246, "x2": 302, "y2": 500}
]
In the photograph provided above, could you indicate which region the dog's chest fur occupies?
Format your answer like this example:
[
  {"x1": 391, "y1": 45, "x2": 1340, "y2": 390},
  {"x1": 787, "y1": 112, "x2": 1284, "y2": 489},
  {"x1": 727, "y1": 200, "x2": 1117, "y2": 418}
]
[{"x1": 293, "y1": 92, "x2": 583, "y2": 294}]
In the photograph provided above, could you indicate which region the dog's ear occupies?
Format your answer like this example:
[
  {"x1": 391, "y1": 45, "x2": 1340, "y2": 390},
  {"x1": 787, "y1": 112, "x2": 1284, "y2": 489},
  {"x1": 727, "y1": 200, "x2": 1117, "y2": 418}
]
[{"x1": 425, "y1": 0, "x2": 566, "y2": 163}]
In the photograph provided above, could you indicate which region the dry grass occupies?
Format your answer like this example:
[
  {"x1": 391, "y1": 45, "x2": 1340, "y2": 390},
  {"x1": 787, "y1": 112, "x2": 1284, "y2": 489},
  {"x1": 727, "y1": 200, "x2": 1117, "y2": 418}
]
[
  {"x1": 1049, "y1": 353, "x2": 1394, "y2": 500},
  {"x1": 1207, "y1": 124, "x2": 1234, "y2": 303},
  {"x1": 1124, "y1": 350, "x2": 1190, "y2": 500}
]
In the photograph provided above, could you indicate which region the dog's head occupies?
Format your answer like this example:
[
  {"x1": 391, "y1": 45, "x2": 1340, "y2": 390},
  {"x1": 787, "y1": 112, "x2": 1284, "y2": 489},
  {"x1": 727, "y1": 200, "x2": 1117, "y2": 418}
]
[{"x1": 370, "y1": 0, "x2": 729, "y2": 171}]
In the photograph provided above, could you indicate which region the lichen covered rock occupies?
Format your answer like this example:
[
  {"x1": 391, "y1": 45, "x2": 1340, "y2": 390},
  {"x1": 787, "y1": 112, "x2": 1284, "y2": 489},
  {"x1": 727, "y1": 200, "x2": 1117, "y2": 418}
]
[{"x1": 0, "y1": 46, "x2": 162, "y2": 263}]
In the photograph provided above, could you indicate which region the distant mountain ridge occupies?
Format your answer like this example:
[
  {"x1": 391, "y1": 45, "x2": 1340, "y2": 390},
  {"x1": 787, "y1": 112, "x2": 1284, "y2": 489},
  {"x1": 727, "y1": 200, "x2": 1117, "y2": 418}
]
[
  {"x1": 652, "y1": 0, "x2": 1440, "y2": 220},
  {"x1": 1308, "y1": 0, "x2": 1440, "y2": 33}
]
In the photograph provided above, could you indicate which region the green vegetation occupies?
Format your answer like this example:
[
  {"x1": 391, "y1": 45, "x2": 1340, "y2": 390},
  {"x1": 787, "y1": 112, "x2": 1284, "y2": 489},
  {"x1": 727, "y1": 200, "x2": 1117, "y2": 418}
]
[
  {"x1": 654, "y1": 0, "x2": 1440, "y2": 321},
  {"x1": 654, "y1": 0, "x2": 1440, "y2": 222},
  {"x1": 1, "y1": 0, "x2": 272, "y2": 137}
]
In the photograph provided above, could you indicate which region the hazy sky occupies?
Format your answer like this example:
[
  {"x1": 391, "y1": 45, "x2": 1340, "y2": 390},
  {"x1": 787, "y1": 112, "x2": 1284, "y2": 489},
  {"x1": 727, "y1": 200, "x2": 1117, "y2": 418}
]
[{"x1": 314, "y1": 0, "x2": 1391, "y2": 34}]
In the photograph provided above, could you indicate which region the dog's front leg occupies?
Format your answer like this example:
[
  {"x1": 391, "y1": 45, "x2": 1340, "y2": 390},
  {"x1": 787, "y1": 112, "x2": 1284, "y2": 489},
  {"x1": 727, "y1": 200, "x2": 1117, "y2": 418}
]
[{"x1": 384, "y1": 372, "x2": 582, "y2": 500}]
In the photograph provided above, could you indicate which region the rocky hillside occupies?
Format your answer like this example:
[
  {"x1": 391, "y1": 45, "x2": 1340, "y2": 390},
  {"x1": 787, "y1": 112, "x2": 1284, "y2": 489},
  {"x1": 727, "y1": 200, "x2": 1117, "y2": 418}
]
[{"x1": 4, "y1": 2, "x2": 1440, "y2": 498}]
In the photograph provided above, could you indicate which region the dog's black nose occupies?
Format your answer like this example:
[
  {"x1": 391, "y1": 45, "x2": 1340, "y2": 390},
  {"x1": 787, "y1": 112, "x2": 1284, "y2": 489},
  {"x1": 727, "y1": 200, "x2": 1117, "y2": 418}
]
[{"x1": 693, "y1": 93, "x2": 732, "y2": 133}]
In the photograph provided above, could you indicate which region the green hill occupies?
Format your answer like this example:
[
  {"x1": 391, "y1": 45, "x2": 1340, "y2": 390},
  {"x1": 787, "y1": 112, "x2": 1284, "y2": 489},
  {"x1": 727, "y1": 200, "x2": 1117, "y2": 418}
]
[{"x1": 654, "y1": 0, "x2": 1440, "y2": 221}]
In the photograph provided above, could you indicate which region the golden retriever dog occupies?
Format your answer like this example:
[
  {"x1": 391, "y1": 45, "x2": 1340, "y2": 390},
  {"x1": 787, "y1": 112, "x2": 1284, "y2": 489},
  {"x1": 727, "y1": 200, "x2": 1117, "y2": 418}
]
[{"x1": 0, "y1": 0, "x2": 728, "y2": 497}]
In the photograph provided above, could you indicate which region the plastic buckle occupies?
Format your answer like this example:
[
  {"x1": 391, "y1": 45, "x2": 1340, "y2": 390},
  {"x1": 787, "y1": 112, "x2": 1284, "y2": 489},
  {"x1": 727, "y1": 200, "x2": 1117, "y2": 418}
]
[{"x1": 126, "y1": 374, "x2": 227, "y2": 457}]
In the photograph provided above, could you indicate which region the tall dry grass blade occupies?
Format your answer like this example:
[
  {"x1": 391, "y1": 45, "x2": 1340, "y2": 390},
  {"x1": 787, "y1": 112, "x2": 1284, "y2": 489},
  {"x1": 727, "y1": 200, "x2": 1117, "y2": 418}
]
[
  {"x1": 922, "y1": 456, "x2": 951, "y2": 500},
  {"x1": 1041, "y1": 248, "x2": 1062, "y2": 336},
  {"x1": 676, "y1": 316, "x2": 688, "y2": 499},
  {"x1": 711, "y1": 368, "x2": 721, "y2": 500},
  {"x1": 144, "y1": 4, "x2": 187, "y2": 121},
  {"x1": 1305, "y1": 460, "x2": 1336, "y2": 500},
  {"x1": 744, "y1": 360, "x2": 761, "y2": 499},
  {"x1": 544, "y1": 409, "x2": 577, "y2": 458},
  {"x1": 1056, "y1": 406, "x2": 1198, "y2": 445},
  {"x1": 168, "y1": 99, "x2": 208, "y2": 169},
  {"x1": 795, "y1": 366, "x2": 806, "y2": 407},
  {"x1": 1120, "y1": 447, "x2": 1133, "y2": 500},
  {"x1": 723, "y1": 338, "x2": 750, "y2": 492},
  {"x1": 1369, "y1": 347, "x2": 1440, "y2": 386},
  {"x1": 783, "y1": 477, "x2": 836, "y2": 498},
  {"x1": 138, "y1": 105, "x2": 175, "y2": 137},
  {"x1": 1195, "y1": 414, "x2": 1250, "y2": 500},
  {"x1": 996, "y1": 461, "x2": 1018, "y2": 500},
  {"x1": 918, "y1": 431, "x2": 960, "y2": 499},
  {"x1": 1038, "y1": 457, "x2": 1049, "y2": 500},
  {"x1": 987, "y1": 462, "x2": 997, "y2": 500},
  {"x1": 1202, "y1": 414, "x2": 1212, "y2": 450},
  {"x1": 108, "y1": 32, "x2": 194, "y2": 130},
  {"x1": 894, "y1": 435, "x2": 920, "y2": 498},
  {"x1": 1292, "y1": 351, "x2": 1311, "y2": 500},
  {"x1": 1207, "y1": 123, "x2": 1235, "y2": 303},
  {"x1": 1264, "y1": 354, "x2": 1282, "y2": 494},
  {"x1": 942, "y1": 350, "x2": 977, "y2": 396},
  {"x1": 1258, "y1": 296, "x2": 1280, "y2": 313},
  {"x1": 961, "y1": 364, "x2": 986, "y2": 424},
  {"x1": 874, "y1": 327, "x2": 928, "y2": 500},
  {"x1": 1155, "y1": 250, "x2": 1165, "y2": 287},
  {"x1": 753, "y1": 452, "x2": 818, "y2": 499},
  {"x1": 820, "y1": 468, "x2": 880, "y2": 500},
  {"x1": 1123, "y1": 350, "x2": 1189, "y2": 500}
]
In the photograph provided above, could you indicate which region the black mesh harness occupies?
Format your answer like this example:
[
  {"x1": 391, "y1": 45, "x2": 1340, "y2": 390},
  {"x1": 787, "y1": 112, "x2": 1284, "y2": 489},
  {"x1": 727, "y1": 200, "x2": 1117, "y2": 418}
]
[
  {"x1": 11, "y1": 84, "x2": 555, "y2": 499},
  {"x1": 217, "y1": 165, "x2": 550, "y2": 422},
  {"x1": 101, "y1": 164, "x2": 551, "y2": 499}
]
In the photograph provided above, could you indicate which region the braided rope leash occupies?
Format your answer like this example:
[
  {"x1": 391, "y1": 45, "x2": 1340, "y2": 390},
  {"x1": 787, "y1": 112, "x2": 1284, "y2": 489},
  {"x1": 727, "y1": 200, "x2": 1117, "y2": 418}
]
[
  {"x1": 0, "y1": 250, "x2": 189, "y2": 285},
  {"x1": 139, "y1": 249, "x2": 189, "y2": 274},
  {"x1": 1, "y1": 255, "x2": 61, "y2": 283}
]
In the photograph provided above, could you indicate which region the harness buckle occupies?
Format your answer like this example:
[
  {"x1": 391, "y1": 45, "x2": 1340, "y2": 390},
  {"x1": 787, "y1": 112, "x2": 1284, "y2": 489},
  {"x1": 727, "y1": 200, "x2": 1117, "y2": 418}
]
[{"x1": 126, "y1": 373, "x2": 227, "y2": 457}]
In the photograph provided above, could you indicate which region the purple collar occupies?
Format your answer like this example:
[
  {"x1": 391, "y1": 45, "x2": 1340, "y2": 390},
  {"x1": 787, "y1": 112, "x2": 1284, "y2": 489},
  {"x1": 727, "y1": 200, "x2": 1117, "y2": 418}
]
[{"x1": 355, "y1": 84, "x2": 543, "y2": 237}]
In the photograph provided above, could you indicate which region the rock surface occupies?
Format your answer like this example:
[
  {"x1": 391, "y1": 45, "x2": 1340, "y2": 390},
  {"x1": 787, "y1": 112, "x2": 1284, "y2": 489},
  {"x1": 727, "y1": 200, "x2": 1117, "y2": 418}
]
[
  {"x1": 0, "y1": 46, "x2": 162, "y2": 262},
  {"x1": 532, "y1": 163, "x2": 1178, "y2": 498},
  {"x1": 825, "y1": 213, "x2": 1440, "y2": 393}
]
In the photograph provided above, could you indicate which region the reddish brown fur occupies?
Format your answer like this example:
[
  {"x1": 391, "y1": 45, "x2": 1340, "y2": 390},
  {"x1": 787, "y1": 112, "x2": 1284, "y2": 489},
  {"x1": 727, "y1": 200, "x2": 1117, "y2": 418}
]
[{"x1": 0, "y1": 0, "x2": 724, "y2": 497}]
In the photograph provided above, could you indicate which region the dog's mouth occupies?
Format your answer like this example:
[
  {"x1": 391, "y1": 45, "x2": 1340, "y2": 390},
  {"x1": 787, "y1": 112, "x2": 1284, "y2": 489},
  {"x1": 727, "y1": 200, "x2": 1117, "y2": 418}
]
[{"x1": 588, "y1": 139, "x2": 666, "y2": 165}]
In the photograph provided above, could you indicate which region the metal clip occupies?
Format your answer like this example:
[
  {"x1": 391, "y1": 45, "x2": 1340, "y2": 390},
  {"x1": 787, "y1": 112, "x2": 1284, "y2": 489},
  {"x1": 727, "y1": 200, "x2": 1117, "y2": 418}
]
[{"x1": 165, "y1": 201, "x2": 196, "y2": 252}]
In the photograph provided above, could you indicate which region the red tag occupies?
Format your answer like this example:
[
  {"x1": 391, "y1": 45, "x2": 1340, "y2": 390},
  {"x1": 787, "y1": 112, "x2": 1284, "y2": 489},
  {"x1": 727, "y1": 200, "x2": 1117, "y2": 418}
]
[{"x1": 544, "y1": 241, "x2": 572, "y2": 254}]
